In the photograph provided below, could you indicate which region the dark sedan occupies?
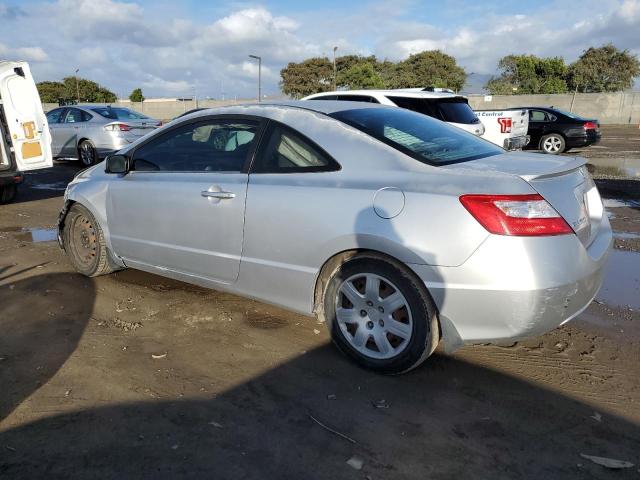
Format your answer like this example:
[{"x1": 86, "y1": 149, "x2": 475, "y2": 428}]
[{"x1": 521, "y1": 107, "x2": 601, "y2": 154}]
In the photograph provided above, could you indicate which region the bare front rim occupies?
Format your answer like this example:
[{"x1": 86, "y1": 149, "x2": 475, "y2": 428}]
[
  {"x1": 335, "y1": 273, "x2": 413, "y2": 360},
  {"x1": 70, "y1": 213, "x2": 98, "y2": 268}
]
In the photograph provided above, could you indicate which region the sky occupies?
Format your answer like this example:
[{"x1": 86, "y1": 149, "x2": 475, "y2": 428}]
[{"x1": 1, "y1": 0, "x2": 639, "y2": 99}]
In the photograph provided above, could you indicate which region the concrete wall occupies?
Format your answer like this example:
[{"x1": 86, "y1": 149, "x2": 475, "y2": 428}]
[
  {"x1": 42, "y1": 99, "x2": 254, "y2": 121},
  {"x1": 44, "y1": 91, "x2": 640, "y2": 125},
  {"x1": 467, "y1": 92, "x2": 640, "y2": 125}
]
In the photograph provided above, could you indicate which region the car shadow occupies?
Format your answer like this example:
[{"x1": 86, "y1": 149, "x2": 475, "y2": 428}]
[
  {"x1": 0, "y1": 345, "x2": 638, "y2": 479},
  {"x1": 0, "y1": 270, "x2": 95, "y2": 420},
  {"x1": 10, "y1": 164, "x2": 78, "y2": 204}
]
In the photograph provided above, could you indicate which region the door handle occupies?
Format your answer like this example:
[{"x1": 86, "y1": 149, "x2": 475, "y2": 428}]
[{"x1": 201, "y1": 190, "x2": 235, "y2": 199}]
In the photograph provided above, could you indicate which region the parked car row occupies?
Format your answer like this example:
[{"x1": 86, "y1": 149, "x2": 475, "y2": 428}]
[{"x1": 302, "y1": 89, "x2": 602, "y2": 155}]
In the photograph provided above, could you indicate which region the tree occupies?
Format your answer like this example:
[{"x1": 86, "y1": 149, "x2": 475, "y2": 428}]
[
  {"x1": 569, "y1": 44, "x2": 640, "y2": 92},
  {"x1": 387, "y1": 51, "x2": 467, "y2": 91},
  {"x1": 280, "y1": 57, "x2": 333, "y2": 98},
  {"x1": 337, "y1": 63, "x2": 385, "y2": 90},
  {"x1": 129, "y1": 88, "x2": 145, "y2": 102},
  {"x1": 485, "y1": 55, "x2": 568, "y2": 94},
  {"x1": 36, "y1": 81, "x2": 66, "y2": 103}
]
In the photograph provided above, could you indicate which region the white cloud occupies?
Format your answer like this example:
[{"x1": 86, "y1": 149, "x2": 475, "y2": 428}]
[{"x1": 0, "y1": 0, "x2": 638, "y2": 97}]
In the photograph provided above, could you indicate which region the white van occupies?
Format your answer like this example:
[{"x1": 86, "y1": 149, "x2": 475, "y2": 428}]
[
  {"x1": 303, "y1": 89, "x2": 485, "y2": 136},
  {"x1": 474, "y1": 108, "x2": 530, "y2": 151},
  {"x1": 0, "y1": 61, "x2": 53, "y2": 203}
]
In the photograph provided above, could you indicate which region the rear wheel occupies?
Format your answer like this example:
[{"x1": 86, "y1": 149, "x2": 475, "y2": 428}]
[
  {"x1": 78, "y1": 140, "x2": 97, "y2": 166},
  {"x1": 321, "y1": 253, "x2": 439, "y2": 374},
  {"x1": 540, "y1": 134, "x2": 565, "y2": 154},
  {"x1": 63, "y1": 204, "x2": 117, "y2": 277},
  {"x1": 0, "y1": 184, "x2": 17, "y2": 204}
]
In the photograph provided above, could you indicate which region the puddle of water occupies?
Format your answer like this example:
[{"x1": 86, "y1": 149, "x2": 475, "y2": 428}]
[
  {"x1": 614, "y1": 232, "x2": 640, "y2": 240},
  {"x1": 602, "y1": 198, "x2": 640, "y2": 209},
  {"x1": 596, "y1": 250, "x2": 640, "y2": 310},
  {"x1": 588, "y1": 158, "x2": 640, "y2": 178},
  {"x1": 1, "y1": 227, "x2": 58, "y2": 243},
  {"x1": 29, "y1": 182, "x2": 67, "y2": 191}
]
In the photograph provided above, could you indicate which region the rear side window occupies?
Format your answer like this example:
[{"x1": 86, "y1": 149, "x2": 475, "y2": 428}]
[
  {"x1": 310, "y1": 95, "x2": 337, "y2": 101},
  {"x1": 46, "y1": 109, "x2": 64, "y2": 124},
  {"x1": 331, "y1": 107, "x2": 502, "y2": 165},
  {"x1": 64, "y1": 108, "x2": 85, "y2": 123},
  {"x1": 529, "y1": 110, "x2": 548, "y2": 121},
  {"x1": 252, "y1": 123, "x2": 339, "y2": 173},
  {"x1": 386, "y1": 96, "x2": 478, "y2": 124}
]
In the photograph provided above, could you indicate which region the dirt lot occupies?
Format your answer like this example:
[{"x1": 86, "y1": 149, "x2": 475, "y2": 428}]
[{"x1": 1, "y1": 126, "x2": 639, "y2": 479}]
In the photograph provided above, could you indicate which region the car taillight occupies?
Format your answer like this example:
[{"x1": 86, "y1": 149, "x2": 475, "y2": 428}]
[
  {"x1": 583, "y1": 121, "x2": 597, "y2": 130},
  {"x1": 459, "y1": 194, "x2": 573, "y2": 236},
  {"x1": 104, "y1": 123, "x2": 130, "y2": 132}
]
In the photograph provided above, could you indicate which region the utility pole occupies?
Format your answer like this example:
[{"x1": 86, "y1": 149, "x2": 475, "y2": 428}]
[
  {"x1": 248, "y1": 55, "x2": 262, "y2": 102},
  {"x1": 333, "y1": 46, "x2": 338, "y2": 91},
  {"x1": 75, "y1": 68, "x2": 80, "y2": 103}
]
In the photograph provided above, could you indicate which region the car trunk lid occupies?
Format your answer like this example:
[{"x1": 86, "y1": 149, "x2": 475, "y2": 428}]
[{"x1": 445, "y1": 152, "x2": 604, "y2": 247}]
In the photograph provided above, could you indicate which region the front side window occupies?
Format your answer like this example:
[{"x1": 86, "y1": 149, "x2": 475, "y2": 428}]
[
  {"x1": 46, "y1": 108, "x2": 64, "y2": 124},
  {"x1": 336, "y1": 95, "x2": 380, "y2": 103},
  {"x1": 132, "y1": 119, "x2": 259, "y2": 172},
  {"x1": 331, "y1": 107, "x2": 503, "y2": 165},
  {"x1": 252, "y1": 123, "x2": 338, "y2": 173}
]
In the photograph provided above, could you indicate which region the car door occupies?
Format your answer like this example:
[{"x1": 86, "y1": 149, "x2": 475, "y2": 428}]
[
  {"x1": 46, "y1": 108, "x2": 66, "y2": 156},
  {"x1": 527, "y1": 110, "x2": 549, "y2": 147},
  {"x1": 58, "y1": 108, "x2": 84, "y2": 157},
  {"x1": 0, "y1": 62, "x2": 53, "y2": 171},
  {"x1": 107, "y1": 116, "x2": 263, "y2": 284}
]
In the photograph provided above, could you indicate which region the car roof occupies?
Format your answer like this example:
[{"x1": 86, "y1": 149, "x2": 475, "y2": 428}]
[
  {"x1": 307, "y1": 89, "x2": 462, "y2": 99},
  {"x1": 179, "y1": 100, "x2": 391, "y2": 120}
]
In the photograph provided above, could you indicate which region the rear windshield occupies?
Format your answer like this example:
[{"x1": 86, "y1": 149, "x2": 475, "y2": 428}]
[
  {"x1": 331, "y1": 107, "x2": 503, "y2": 165},
  {"x1": 386, "y1": 96, "x2": 480, "y2": 124},
  {"x1": 90, "y1": 107, "x2": 149, "y2": 120}
]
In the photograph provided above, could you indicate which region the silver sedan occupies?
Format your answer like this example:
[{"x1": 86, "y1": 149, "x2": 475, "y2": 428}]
[
  {"x1": 58, "y1": 101, "x2": 612, "y2": 373},
  {"x1": 46, "y1": 105, "x2": 161, "y2": 166}
]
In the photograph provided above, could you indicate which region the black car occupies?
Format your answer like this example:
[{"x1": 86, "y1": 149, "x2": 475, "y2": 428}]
[{"x1": 521, "y1": 107, "x2": 601, "y2": 154}]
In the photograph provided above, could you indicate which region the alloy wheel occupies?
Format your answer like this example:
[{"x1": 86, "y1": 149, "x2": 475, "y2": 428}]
[
  {"x1": 80, "y1": 142, "x2": 95, "y2": 166},
  {"x1": 335, "y1": 273, "x2": 413, "y2": 360},
  {"x1": 542, "y1": 136, "x2": 562, "y2": 153}
]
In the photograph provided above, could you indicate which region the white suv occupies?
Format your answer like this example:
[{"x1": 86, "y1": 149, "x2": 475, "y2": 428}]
[{"x1": 302, "y1": 89, "x2": 485, "y2": 136}]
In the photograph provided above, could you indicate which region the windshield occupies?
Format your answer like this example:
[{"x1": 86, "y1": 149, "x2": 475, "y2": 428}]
[
  {"x1": 385, "y1": 96, "x2": 480, "y2": 124},
  {"x1": 331, "y1": 107, "x2": 503, "y2": 165},
  {"x1": 90, "y1": 107, "x2": 149, "y2": 120}
]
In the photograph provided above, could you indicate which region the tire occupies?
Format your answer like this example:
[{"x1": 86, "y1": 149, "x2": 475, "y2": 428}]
[
  {"x1": 540, "y1": 133, "x2": 566, "y2": 154},
  {"x1": 63, "y1": 203, "x2": 117, "y2": 277},
  {"x1": 0, "y1": 184, "x2": 17, "y2": 204},
  {"x1": 321, "y1": 253, "x2": 439, "y2": 374},
  {"x1": 78, "y1": 140, "x2": 97, "y2": 167}
]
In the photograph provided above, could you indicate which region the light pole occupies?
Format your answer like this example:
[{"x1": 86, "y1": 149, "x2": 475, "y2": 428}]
[
  {"x1": 75, "y1": 68, "x2": 80, "y2": 103},
  {"x1": 248, "y1": 54, "x2": 262, "y2": 102},
  {"x1": 333, "y1": 46, "x2": 338, "y2": 91}
]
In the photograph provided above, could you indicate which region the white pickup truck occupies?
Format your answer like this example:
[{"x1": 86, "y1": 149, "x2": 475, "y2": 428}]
[
  {"x1": 474, "y1": 108, "x2": 530, "y2": 151},
  {"x1": 0, "y1": 60, "x2": 53, "y2": 203}
]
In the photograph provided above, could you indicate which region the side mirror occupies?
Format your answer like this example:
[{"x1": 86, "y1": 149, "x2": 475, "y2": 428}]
[{"x1": 105, "y1": 154, "x2": 130, "y2": 174}]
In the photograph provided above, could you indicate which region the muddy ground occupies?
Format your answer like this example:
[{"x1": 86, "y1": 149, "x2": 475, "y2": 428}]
[{"x1": 1, "y1": 126, "x2": 639, "y2": 479}]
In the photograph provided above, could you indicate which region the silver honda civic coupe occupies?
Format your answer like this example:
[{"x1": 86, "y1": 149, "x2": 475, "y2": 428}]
[{"x1": 58, "y1": 101, "x2": 612, "y2": 374}]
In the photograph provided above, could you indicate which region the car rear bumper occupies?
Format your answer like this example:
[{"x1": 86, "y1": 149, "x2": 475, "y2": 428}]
[
  {"x1": 566, "y1": 131, "x2": 601, "y2": 148},
  {"x1": 503, "y1": 135, "x2": 530, "y2": 151},
  {"x1": 0, "y1": 170, "x2": 24, "y2": 186},
  {"x1": 409, "y1": 217, "x2": 612, "y2": 348}
]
